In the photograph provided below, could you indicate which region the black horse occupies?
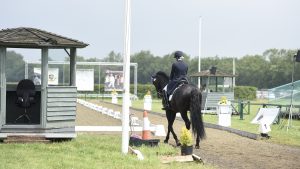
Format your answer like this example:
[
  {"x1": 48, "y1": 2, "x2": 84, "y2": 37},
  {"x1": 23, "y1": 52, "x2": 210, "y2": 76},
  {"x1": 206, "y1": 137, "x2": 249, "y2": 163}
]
[{"x1": 152, "y1": 71, "x2": 205, "y2": 148}]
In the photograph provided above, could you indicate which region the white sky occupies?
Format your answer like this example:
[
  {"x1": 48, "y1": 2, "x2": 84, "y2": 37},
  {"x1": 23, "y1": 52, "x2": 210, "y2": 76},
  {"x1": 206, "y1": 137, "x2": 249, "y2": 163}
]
[{"x1": 1, "y1": 0, "x2": 299, "y2": 61}]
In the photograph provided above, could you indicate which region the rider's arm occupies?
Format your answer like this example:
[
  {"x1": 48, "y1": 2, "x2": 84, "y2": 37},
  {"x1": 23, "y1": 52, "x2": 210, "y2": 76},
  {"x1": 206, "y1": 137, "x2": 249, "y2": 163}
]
[{"x1": 170, "y1": 63, "x2": 176, "y2": 80}]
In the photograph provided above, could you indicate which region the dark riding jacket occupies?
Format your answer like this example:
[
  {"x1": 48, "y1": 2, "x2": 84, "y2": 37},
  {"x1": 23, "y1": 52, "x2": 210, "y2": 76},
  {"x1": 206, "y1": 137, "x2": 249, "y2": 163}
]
[{"x1": 167, "y1": 60, "x2": 188, "y2": 95}]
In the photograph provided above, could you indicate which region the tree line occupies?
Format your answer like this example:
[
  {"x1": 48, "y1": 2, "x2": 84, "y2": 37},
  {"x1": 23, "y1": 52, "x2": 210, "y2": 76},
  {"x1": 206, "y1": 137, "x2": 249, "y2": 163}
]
[{"x1": 5, "y1": 48, "x2": 299, "y2": 89}]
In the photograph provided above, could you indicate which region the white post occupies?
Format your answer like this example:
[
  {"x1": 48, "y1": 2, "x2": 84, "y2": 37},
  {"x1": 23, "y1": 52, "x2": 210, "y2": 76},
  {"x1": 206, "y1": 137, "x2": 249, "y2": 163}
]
[
  {"x1": 0, "y1": 47, "x2": 7, "y2": 127},
  {"x1": 198, "y1": 17, "x2": 202, "y2": 89},
  {"x1": 122, "y1": 0, "x2": 131, "y2": 154},
  {"x1": 41, "y1": 48, "x2": 48, "y2": 128}
]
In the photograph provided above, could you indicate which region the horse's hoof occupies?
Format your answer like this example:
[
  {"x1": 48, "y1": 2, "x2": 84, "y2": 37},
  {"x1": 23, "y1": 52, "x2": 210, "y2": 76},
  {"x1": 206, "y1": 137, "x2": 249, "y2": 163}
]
[
  {"x1": 195, "y1": 145, "x2": 200, "y2": 149},
  {"x1": 164, "y1": 140, "x2": 168, "y2": 144},
  {"x1": 176, "y1": 142, "x2": 181, "y2": 147}
]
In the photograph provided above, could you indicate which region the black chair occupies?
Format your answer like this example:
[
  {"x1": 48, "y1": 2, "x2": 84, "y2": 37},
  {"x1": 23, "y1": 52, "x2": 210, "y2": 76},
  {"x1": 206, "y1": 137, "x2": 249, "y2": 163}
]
[{"x1": 15, "y1": 79, "x2": 36, "y2": 123}]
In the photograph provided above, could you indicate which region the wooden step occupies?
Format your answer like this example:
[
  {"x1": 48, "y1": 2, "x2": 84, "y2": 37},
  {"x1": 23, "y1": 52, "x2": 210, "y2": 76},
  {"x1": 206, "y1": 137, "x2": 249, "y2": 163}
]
[{"x1": 3, "y1": 135, "x2": 50, "y2": 143}]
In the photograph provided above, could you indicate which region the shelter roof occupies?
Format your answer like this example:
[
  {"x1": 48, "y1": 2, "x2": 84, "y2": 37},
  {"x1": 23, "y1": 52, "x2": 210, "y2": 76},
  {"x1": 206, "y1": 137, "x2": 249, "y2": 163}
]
[
  {"x1": 0, "y1": 27, "x2": 88, "y2": 48},
  {"x1": 190, "y1": 70, "x2": 237, "y2": 77}
]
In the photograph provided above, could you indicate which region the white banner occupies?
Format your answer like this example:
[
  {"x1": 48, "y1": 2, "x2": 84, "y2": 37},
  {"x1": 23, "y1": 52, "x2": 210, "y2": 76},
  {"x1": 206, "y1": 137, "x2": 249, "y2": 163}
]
[
  {"x1": 251, "y1": 108, "x2": 280, "y2": 125},
  {"x1": 76, "y1": 69, "x2": 94, "y2": 91},
  {"x1": 33, "y1": 67, "x2": 59, "y2": 85}
]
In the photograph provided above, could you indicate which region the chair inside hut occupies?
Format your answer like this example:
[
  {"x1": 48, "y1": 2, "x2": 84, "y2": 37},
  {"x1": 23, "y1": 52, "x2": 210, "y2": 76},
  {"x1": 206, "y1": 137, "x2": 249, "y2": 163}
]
[{"x1": 5, "y1": 49, "x2": 43, "y2": 125}]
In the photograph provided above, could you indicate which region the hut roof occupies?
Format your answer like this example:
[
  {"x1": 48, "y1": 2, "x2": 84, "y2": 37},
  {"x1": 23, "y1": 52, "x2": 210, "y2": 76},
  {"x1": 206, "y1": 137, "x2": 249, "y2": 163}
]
[
  {"x1": 0, "y1": 27, "x2": 88, "y2": 48},
  {"x1": 190, "y1": 70, "x2": 237, "y2": 77}
]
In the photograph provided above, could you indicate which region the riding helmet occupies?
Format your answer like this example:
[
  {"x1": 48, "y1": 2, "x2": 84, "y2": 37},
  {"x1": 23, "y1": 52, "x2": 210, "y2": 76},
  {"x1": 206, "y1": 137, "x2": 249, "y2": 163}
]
[{"x1": 174, "y1": 51, "x2": 183, "y2": 59}]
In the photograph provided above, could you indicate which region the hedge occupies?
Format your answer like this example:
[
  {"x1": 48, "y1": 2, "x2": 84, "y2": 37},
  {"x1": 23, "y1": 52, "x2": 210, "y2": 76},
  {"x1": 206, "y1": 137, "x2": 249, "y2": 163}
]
[
  {"x1": 234, "y1": 86, "x2": 257, "y2": 100},
  {"x1": 79, "y1": 84, "x2": 257, "y2": 101}
]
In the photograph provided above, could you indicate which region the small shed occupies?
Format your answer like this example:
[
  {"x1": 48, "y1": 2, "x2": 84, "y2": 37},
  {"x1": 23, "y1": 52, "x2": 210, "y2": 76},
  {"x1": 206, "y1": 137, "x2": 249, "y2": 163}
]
[
  {"x1": 190, "y1": 68, "x2": 237, "y2": 111},
  {"x1": 0, "y1": 27, "x2": 88, "y2": 139}
]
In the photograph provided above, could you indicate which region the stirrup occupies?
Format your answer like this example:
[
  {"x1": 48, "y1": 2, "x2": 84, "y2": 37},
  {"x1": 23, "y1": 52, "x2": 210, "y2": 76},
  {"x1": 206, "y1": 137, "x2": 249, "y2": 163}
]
[{"x1": 162, "y1": 106, "x2": 171, "y2": 110}]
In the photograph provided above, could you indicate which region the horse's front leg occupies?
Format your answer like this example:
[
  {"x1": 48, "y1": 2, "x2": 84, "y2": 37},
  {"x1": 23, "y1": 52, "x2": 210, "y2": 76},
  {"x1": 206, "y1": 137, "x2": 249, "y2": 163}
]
[
  {"x1": 165, "y1": 110, "x2": 180, "y2": 146},
  {"x1": 164, "y1": 110, "x2": 172, "y2": 144},
  {"x1": 169, "y1": 111, "x2": 181, "y2": 146},
  {"x1": 164, "y1": 126, "x2": 171, "y2": 144},
  {"x1": 170, "y1": 126, "x2": 181, "y2": 146}
]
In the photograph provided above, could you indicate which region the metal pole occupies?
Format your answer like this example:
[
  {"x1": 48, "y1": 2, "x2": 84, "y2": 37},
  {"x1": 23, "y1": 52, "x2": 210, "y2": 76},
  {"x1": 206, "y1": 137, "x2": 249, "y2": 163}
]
[
  {"x1": 0, "y1": 47, "x2": 7, "y2": 127},
  {"x1": 134, "y1": 64, "x2": 137, "y2": 96},
  {"x1": 198, "y1": 17, "x2": 202, "y2": 89},
  {"x1": 287, "y1": 57, "x2": 296, "y2": 131},
  {"x1": 122, "y1": 0, "x2": 131, "y2": 154},
  {"x1": 98, "y1": 65, "x2": 101, "y2": 99},
  {"x1": 62, "y1": 64, "x2": 65, "y2": 85},
  {"x1": 233, "y1": 57, "x2": 236, "y2": 87},
  {"x1": 25, "y1": 60, "x2": 28, "y2": 79},
  {"x1": 239, "y1": 99, "x2": 244, "y2": 120},
  {"x1": 41, "y1": 48, "x2": 48, "y2": 128},
  {"x1": 70, "y1": 48, "x2": 77, "y2": 86}
]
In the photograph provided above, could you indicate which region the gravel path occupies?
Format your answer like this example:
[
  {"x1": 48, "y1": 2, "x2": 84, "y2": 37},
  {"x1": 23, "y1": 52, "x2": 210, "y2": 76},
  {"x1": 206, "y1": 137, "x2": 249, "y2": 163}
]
[{"x1": 76, "y1": 100, "x2": 300, "y2": 169}]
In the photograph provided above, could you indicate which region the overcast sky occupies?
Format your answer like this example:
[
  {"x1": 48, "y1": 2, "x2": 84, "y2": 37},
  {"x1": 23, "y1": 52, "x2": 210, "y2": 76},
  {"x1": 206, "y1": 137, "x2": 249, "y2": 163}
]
[{"x1": 1, "y1": 0, "x2": 299, "y2": 61}]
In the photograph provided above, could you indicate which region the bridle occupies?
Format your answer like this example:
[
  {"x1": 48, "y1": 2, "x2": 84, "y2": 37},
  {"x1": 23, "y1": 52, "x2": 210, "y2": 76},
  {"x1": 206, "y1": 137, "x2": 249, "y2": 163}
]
[{"x1": 151, "y1": 75, "x2": 164, "y2": 98}]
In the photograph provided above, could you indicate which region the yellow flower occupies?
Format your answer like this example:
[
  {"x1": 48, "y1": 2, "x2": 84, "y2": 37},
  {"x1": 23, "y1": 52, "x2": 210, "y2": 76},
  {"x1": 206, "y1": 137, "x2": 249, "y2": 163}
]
[
  {"x1": 180, "y1": 127, "x2": 193, "y2": 146},
  {"x1": 219, "y1": 96, "x2": 228, "y2": 105}
]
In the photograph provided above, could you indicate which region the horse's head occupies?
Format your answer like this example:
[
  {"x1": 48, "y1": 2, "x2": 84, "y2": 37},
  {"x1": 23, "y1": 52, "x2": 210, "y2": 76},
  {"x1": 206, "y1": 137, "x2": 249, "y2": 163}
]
[{"x1": 151, "y1": 71, "x2": 169, "y2": 98}]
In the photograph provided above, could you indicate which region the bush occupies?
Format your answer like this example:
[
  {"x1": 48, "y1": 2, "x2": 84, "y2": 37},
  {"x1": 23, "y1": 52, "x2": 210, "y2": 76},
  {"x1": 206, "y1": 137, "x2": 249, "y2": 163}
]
[
  {"x1": 130, "y1": 84, "x2": 157, "y2": 99},
  {"x1": 180, "y1": 127, "x2": 193, "y2": 146},
  {"x1": 234, "y1": 86, "x2": 257, "y2": 100}
]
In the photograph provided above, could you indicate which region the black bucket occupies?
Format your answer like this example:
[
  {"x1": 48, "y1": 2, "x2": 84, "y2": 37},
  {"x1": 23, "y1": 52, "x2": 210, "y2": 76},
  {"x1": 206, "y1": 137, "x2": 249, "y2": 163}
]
[{"x1": 181, "y1": 145, "x2": 193, "y2": 155}]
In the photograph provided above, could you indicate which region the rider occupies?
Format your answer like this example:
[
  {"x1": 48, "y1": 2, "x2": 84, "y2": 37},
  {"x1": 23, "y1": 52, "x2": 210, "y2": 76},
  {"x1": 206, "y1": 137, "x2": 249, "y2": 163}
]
[{"x1": 162, "y1": 51, "x2": 189, "y2": 110}]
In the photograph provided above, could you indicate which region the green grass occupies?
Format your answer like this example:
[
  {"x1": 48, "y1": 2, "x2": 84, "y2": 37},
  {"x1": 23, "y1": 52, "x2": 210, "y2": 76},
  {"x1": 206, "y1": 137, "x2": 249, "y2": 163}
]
[
  {"x1": 90, "y1": 98, "x2": 300, "y2": 147},
  {"x1": 0, "y1": 134, "x2": 214, "y2": 169}
]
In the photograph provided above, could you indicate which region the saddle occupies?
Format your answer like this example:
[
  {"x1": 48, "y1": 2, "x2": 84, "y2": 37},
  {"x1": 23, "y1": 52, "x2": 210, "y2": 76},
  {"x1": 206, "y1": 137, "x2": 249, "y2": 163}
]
[{"x1": 168, "y1": 81, "x2": 187, "y2": 101}]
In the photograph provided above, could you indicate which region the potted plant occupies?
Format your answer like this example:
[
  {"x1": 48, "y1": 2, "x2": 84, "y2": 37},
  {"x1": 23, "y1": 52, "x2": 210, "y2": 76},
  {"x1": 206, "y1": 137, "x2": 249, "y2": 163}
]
[{"x1": 179, "y1": 127, "x2": 193, "y2": 155}]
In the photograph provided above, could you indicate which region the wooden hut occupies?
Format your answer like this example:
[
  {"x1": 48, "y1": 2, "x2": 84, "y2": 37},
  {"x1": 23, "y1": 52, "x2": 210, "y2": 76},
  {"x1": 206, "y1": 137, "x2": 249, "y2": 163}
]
[
  {"x1": 0, "y1": 27, "x2": 88, "y2": 139},
  {"x1": 190, "y1": 68, "x2": 237, "y2": 112}
]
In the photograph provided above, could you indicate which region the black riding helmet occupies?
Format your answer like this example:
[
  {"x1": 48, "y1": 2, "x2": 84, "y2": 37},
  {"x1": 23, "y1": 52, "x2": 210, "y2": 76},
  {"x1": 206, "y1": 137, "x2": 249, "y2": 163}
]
[{"x1": 174, "y1": 51, "x2": 184, "y2": 59}]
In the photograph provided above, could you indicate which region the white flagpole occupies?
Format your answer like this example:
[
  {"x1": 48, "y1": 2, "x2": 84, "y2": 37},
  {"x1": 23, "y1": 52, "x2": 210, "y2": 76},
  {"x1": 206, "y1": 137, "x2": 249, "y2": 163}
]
[
  {"x1": 122, "y1": 0, "x2": 131, "y2": 154},
  {"x1": 198, "y1": 17, "x2": 202, "y2": 89}
]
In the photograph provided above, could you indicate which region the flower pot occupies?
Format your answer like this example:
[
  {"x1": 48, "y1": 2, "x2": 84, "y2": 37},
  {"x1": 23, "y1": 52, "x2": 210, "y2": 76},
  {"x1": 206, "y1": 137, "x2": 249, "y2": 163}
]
[{"x1": 181, "y1": 145, "x2": 193, "y2": 155}]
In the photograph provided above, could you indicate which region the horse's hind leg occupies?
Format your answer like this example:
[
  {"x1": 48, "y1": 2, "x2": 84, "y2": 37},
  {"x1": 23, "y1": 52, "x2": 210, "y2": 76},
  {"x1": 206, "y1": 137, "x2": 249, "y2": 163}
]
[
  {"x1": 181, "y1": 111, "x2": 200, "y2": 149},
  {"x1": 180, "y1": 111, "x2": 191, "y2": 130}
]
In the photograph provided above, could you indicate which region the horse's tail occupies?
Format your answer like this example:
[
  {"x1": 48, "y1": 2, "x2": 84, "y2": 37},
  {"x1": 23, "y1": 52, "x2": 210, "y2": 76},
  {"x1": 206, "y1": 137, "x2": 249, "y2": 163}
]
[{"x1": 190, "y1": 88, "x2": 206, "y2": 140}]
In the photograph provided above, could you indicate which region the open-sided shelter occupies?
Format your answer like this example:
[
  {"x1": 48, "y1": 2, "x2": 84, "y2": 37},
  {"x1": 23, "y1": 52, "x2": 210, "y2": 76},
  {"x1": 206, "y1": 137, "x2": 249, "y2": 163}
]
[
  {"x1": 190, "y1": 68, "x2": 236, "y2": 111},
  {"x1": 0, "y1": 27, "x2": 88, "y2": 139}
]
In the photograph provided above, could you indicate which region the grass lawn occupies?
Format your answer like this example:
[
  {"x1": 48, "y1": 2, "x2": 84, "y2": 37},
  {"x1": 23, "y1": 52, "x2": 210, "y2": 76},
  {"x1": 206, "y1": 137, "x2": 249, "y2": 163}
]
[
  {"x1": 0, "y1": 134, "x2": 214, "y2": 169},
  {"x1": 91, "y1": 97, "x2": 300, "y2": 147}
]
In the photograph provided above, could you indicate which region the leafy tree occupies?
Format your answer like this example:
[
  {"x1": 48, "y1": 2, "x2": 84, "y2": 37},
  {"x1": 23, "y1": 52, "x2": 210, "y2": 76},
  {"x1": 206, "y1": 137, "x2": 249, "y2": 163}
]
[
  {"x1": 101, "y1": 51, "x2": 122, "y2": 62},
  {"x1": 6, "y1": 51, "x2": 25, "y2": 83}
]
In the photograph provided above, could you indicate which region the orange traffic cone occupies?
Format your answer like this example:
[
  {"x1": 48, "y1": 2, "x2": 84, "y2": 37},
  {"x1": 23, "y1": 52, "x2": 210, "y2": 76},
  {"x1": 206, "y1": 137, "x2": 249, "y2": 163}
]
[{"x1": 142, "y1": 111, "x2": 151, "y2": 140}]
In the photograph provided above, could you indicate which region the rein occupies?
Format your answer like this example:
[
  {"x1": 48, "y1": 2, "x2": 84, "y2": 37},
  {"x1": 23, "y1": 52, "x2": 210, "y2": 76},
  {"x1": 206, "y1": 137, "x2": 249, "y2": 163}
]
[{"x1": 152, "y1": 72, "x2": 169, "y2": 97}]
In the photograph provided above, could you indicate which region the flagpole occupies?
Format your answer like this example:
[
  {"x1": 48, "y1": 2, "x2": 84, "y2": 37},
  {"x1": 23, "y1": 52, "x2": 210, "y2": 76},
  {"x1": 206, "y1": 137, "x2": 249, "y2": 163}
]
[
  {"x1": 122, "y1": 0, "x2": 131, "y2": 154},
  {"x1": 198, "y1": 17, "x2": 202, "y2": 89}
]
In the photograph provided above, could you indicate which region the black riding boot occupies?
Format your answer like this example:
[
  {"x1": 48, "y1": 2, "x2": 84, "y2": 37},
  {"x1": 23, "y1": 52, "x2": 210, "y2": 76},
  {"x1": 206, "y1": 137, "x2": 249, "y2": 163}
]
[{"x1": 162, "y1": 90, "x2": 170, "y2": 110}]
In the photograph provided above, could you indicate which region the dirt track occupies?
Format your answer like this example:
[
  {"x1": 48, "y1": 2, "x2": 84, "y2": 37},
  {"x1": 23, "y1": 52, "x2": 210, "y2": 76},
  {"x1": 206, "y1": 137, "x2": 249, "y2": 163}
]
[{"x1": 76, "y1": 101, "x2": 300, "y2": 169}]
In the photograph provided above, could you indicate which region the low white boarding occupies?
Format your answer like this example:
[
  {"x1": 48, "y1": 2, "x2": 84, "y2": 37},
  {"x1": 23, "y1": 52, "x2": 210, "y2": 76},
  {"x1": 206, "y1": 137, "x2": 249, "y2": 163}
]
[
  {"x1": 75, "y1": 126, "x2": 155, "y2": 132},
  {"x1": 76, "y1": 99, "x2": 166, "y2": 136}
]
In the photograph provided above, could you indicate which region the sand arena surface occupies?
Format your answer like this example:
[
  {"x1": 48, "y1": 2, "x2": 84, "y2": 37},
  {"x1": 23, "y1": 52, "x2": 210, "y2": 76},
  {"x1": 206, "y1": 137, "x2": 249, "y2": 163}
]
[{"x1": 76, "y1": 101, "x2": 300, "y2": 169}]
